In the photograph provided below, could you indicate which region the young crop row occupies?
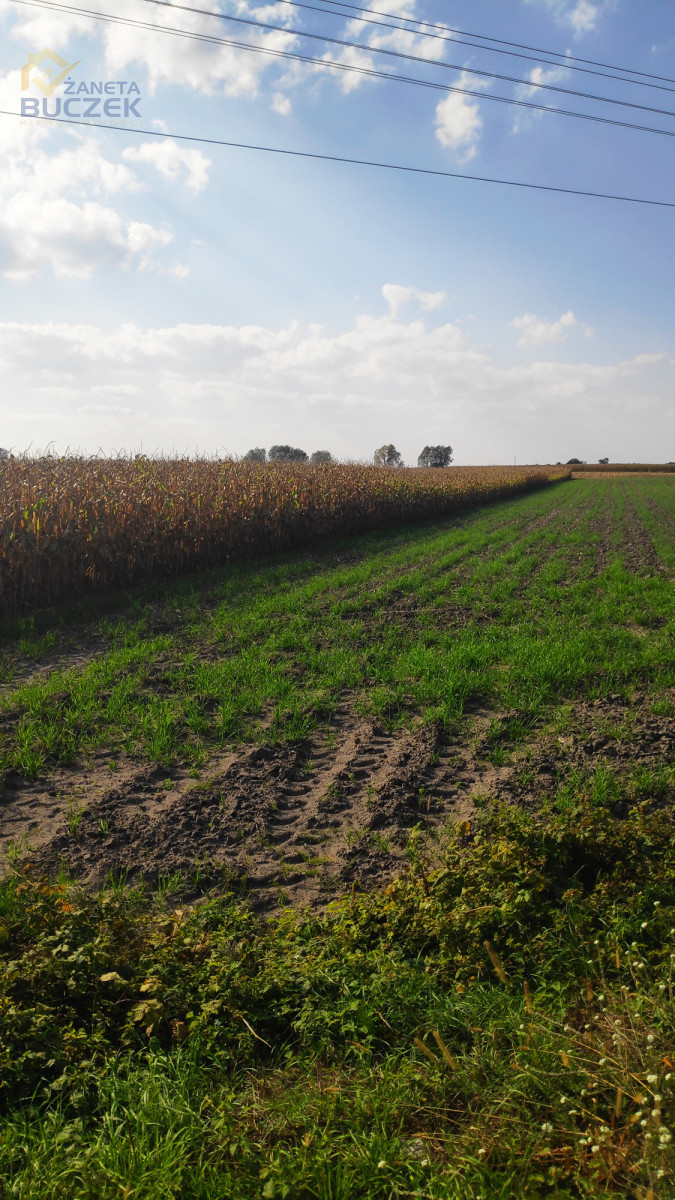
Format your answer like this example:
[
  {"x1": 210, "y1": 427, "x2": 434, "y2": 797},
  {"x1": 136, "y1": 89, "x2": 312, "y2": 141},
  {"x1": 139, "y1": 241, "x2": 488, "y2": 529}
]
[
  {"x1": 0, "y1": 459, "x2": 569, "y2": 617},
  {"x1": 574, "y1": 463, "x2": 675, "y2": 473}
]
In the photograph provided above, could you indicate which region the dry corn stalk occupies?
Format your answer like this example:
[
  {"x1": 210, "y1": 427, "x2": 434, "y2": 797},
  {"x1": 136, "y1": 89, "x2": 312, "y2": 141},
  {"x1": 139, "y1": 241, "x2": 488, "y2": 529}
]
[{"x1": 0, "y1": 457, "x2": 569, "y2": 617}]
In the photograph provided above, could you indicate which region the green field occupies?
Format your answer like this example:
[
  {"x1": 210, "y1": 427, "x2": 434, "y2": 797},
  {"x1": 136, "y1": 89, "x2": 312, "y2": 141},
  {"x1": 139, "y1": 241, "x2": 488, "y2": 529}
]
[{"x1": 1, "y1": 475, "x2": 674, "y2": 1198}]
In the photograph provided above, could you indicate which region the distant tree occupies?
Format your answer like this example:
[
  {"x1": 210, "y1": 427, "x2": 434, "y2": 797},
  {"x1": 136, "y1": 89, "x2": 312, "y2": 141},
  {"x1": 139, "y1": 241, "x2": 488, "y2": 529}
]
[
  {"x1": 243, "y1": 447, "x2": 266, "y2": 463},
  {"x1": 310, "y1": 450, "x2": 333, "y2": 464},
  {"x1": 566, "y1": 457, "x2": 585, "y2": 465},
  {"x1": 418, "y1": 445, "x2": 453, "y2": 468},
  {"x1": 598, "y1": 457, "x2": 609, "y2": 464},
  {"x1": 268, "y1": 445, "x2": 308, "y2": 463},
  {"x1": 373, "y1": 444, "x2": 403, "y2": 467}
]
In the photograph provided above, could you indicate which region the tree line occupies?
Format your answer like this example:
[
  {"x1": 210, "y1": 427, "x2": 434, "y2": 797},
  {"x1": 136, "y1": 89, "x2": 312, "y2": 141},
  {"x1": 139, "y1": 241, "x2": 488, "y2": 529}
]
[{"x1": 243, "y1": 445, "x2": 454, "y2": 467}]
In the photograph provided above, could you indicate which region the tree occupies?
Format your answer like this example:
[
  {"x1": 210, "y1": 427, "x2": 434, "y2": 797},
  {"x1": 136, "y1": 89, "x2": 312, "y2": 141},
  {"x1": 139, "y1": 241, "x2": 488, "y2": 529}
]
[
  {"x1": 418, "y1": 445, "x2": 453, "y2": 468},
  {"x1": 310, "y1": 450, "x2": 333, "y2": 464},
  {"x1": 268, "y1": 445, "x2": 308, "y2": 463},
  {"x1": 566, "y1": 458, "x2": 585, "y2": 465},
  {"x1": 373, "y1": 444, "x2": 403, "y2": 467},
  {"x1": 243, "y1": 447, "x2": 266, "y2": 463},
  {"x1": 598, "y1": 457, "x2": 609, "y2": 464}
]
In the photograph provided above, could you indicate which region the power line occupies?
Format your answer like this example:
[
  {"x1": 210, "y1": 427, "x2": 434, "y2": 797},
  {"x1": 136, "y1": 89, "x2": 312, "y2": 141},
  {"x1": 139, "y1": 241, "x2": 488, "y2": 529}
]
[
  {"x1": 272, "y1": 0, "x2": 675, "y2": 97},
  {"x1": 2, "y1": 108, "x2": 673, "y2": 208},
  {"x1": 11, "y1": 0, "x2": 675, "y2": 143},
  {"x1": 12, "y1": 0, "x2": 675, "y2": 123},
  {"x1": 304, "y1": 0, "x2": 675, "y2": 88},
  {"x1": 124, "y1": 0, "x2": 675, "y2": 123}
]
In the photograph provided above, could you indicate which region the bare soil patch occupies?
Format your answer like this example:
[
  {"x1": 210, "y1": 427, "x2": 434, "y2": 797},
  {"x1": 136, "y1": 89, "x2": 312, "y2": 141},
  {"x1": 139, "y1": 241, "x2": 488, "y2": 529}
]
[
  {"x1": 2, "y1": 691, "x2": 673, "y2": 911},
  {"x1": 0, "y1": 702, "x2": 474, "y2": 909}
]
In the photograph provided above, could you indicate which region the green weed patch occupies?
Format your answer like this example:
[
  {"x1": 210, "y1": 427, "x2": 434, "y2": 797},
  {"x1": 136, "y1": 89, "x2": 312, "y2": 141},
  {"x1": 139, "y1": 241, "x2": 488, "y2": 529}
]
[{"x1": 1, "y1": 778, "x2": 674, "y2": 1198}]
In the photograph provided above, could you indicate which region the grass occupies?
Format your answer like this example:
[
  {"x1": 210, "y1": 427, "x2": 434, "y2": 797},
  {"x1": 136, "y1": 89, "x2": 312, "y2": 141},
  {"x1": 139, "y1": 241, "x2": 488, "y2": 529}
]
[
  {"x1": 1, "y1": 475, "x2": 674, "y2": 1197},
  {"x1": 0, "y1": 477, "x2": 674, "y2": 779}
]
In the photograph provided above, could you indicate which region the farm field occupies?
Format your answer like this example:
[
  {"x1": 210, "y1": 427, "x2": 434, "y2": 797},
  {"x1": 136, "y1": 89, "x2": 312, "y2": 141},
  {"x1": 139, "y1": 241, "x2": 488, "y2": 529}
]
[
  {"x1": 1, "y1": 474, "x2": 675, "y2": 1198},
  {"x1": 0, "y1": 458, "x2": 565, "y2": 618}
]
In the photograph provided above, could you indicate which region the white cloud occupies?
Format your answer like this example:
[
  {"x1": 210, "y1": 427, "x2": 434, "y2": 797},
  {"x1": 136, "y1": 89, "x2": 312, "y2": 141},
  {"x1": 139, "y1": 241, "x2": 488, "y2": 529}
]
[
  {"x1": 347, "y1": 13, "x2": 443, "y2": 62},
  {"x1": 283, "y1": 0, "x2": 441, "y2": 97},
  {"x1": 417, "y1": 291, "x2": 445, "y2": 311},
  {"x1": 0, "y1": 65, "x2": 207, "y2": 280},
  {"x1": 2, "y1": 0, "x2": 432, "y2": 117},
  {"x1": 618, "y1": 352, "x2": 668, "y2": 369},
  {"x1": 78, "y1": 404, "x2": 135, "y2": 415},
  {"x1": 512, "y1": 61, "x2": 570, "y2": 132},
  {"x1": 3, "y1": 0, "x2": 300, "y2": 98},
  {"x1": 319, "y1": 45, "x2": 379, "y2": 95},
  {"x1": 0, "y1": 0, "x2": 99, "y2": 47},
  {"x1": 0, "y1": 133, "x2": 174, "y2": 280},
  {"x1": 567, "y1": 1, "x2": 601, "y2": 33},
  {"x1": 89, "y1": 383, "x2": 141, "y2": 396},
  {"x1": 122, "y1": 140, "x2": 211, "y2": 194},
  {"x1": 382, "y1": 284, "x2": 445, "y2": 318},
  {"x1": 381, "y1": 284, "x2": 414, "y2": 317},
  {"x1": 0, "y1": 295, "x2": 671, "y2": 464},
  {"x1": 434, "y1": 74, "x2": 488, "y2": 162},
  {"x1": 523, "y1": 0, "x2": 615, "y2": 36},
  {"x1": 511, "y1": 310, "x2": 591, "y2": 346},
  {"x1": 272, "y1": 91, "x2": 292, "y2": 115},
  {"x1": 352, "y1": 0, "x2": 417, "y2": 17}
]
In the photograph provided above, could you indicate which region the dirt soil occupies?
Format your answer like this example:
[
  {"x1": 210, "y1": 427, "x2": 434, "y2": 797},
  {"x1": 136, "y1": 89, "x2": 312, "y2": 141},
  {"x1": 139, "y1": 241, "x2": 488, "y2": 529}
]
[{"x1": 2, "y1": 692, "x2": 673, "y2": 912}]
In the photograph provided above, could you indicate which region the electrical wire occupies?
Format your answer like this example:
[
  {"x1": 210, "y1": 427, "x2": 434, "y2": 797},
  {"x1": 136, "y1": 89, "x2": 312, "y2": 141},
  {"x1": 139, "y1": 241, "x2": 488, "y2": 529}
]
[
  {"x1": 2, "y1": 108, "x2": 673, "y2": 208},
  {"x1": 303, "y1": 0, "x2": 675, "y2": 87},
  {"x1": 10, "y1": 0, "x2": 675, "y2": 142},
  {"x1": 271, "y1": 0, "x2": 675, "y2": 97},
  {"x1": 108, "y1": 0, "x2": 675, "y2": 122}
]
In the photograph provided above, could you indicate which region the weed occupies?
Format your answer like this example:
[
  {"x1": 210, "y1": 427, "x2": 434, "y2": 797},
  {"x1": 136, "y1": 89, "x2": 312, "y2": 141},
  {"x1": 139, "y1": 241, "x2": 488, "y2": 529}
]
[
  {"x1": 344, "y1": 826, "x2": 368, "y2": 847},
  {"x1": 630, "y1": 763, "x2": 673, "y2": 799},
  {"x1": 370, "y1": 832, "x2": 392, "y2": 853},
  {"x1": 1, "y1": 837, "x2": 30, "y2": 870},
  {"x1": 322, "y1": 781, "x2": 340, "y2": 804},
  {"x1": 486, "y1": 746, "x2": 511, "y2": 766},
  {"x1": 66, "y1": 801, "x2": 84, "y2": 838},
  {"x1": 157, "y1": 871, "x2": 181, "y2": 897}
]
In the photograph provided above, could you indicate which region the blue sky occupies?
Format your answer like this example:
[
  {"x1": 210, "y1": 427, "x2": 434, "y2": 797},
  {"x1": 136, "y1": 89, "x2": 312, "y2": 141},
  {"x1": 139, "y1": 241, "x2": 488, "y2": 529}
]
[{"x1": 0, "y1": 0, "x2": 673, "y2": 463}]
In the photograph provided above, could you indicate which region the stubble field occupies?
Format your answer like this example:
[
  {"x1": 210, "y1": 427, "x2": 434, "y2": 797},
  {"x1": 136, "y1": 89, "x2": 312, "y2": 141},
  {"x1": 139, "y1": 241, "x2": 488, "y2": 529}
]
[{"x1": 1, "y1": 474, "x2": 674, "y2": 1199}]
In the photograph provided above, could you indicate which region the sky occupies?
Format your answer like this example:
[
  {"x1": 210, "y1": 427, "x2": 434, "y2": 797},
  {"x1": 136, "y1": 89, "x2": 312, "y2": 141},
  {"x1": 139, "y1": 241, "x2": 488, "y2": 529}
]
[{"x1": 0, "y1": 0, "x2": 673, "y2": 464}]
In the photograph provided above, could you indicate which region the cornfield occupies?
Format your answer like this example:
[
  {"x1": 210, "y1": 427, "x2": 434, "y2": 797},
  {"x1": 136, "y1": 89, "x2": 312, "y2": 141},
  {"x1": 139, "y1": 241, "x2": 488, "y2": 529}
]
[{"x1": 0, "y1": 459, "x2": 569, "y2": 617}]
